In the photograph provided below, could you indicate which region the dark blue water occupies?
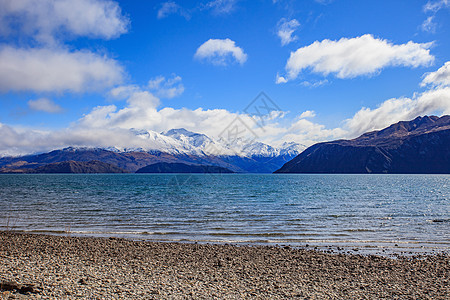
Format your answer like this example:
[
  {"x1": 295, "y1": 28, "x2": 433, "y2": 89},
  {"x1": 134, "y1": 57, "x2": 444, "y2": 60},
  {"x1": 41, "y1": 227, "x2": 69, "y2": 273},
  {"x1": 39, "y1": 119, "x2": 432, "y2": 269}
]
[{"x1": 0, "y1": 174, "x2": 448, "y2": 254}]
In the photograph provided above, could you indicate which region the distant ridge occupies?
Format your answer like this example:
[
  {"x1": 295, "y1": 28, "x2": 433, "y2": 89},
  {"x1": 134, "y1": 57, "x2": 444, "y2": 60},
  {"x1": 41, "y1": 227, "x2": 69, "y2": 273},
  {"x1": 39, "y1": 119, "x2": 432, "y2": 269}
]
[
  {"x1": 136, "y1": 162, "x2": 234, "y2": 173},
  {"x1": 275, "y1": 115, "x2": 450, "y2": 174},
  {"x1": 34, "y1": 160, "x2": 127, "y2": 174}
]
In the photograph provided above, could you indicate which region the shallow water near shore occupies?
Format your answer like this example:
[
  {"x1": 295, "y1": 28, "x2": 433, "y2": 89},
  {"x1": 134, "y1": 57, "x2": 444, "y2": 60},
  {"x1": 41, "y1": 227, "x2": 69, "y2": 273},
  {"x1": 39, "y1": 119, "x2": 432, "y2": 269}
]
[{"x1": 0, "y1": 174, "x2": 448, "y2": 256}]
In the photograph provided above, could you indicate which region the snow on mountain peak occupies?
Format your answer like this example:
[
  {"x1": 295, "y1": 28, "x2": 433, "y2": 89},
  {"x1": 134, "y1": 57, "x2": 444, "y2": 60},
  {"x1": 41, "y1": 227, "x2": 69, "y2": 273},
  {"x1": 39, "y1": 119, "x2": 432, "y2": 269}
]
[
  {"x1": 278, "y1": 142, "x2": 306, "y2": 156},
  {"x1": 121, "y1": 128, "x2": 304, "y2": 158}
]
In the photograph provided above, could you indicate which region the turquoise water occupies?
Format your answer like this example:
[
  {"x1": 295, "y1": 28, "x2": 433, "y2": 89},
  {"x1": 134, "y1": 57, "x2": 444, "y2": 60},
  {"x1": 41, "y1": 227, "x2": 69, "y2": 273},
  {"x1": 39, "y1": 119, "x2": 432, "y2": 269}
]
[{"x1": 0, "y1": 174, "x2": 448, "y2": 254}]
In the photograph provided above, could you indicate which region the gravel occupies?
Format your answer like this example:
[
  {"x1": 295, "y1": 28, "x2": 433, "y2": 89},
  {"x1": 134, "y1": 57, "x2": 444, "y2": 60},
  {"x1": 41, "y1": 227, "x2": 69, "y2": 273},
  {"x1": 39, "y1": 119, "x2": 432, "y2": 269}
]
[{"x1": 0, "y1": 231, "x2": 448, "y2": 299}]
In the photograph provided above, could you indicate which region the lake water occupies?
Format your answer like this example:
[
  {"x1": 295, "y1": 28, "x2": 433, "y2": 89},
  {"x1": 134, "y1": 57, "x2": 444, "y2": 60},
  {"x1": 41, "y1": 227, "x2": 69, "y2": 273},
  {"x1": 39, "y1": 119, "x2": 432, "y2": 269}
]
[{"x1": 0, "y1": 174, "x2": 448, "y2": 255}]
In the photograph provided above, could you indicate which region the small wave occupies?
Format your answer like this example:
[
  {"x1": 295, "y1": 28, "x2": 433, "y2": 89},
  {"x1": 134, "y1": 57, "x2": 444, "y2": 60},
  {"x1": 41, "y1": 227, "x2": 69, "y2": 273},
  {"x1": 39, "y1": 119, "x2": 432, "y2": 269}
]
[
  {"x1": 23, "y1": 229, "x2": 186, "y2": 236},
  {"x1": 26, "y1": 229, "x2": 67, "y2": 234},
  {"x1": 209, "y1": 232, "x2": 287, "y2": 237},
  {"x1": 294, "y1": 239, "x2": 450, "y2": 246},
  {"x1": 326, "y1": 214, "x2": 357, "y2": 218},
  {"x1": 427, "y1": 219, "x2": 450, "y2": 223}
]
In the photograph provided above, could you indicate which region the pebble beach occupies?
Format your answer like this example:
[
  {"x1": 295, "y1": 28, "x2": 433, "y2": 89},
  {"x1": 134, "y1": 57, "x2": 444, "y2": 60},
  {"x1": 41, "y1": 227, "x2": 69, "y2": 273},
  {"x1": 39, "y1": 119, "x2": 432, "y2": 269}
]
[{"x1": 0, "y1": 232, "x2": 449, "y2": 299}]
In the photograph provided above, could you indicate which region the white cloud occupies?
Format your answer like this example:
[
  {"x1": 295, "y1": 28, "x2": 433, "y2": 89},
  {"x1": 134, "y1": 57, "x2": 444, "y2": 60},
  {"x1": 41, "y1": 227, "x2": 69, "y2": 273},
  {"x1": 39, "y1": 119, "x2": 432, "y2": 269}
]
[
  {"x1": 299, "y1": 110, "x2": 316, "y2": 119},
  {"x1": 277, "y1": 18, "x2": 300, "y2": 46},
  {"x1": 423, "y1": 0, "x2": 449, "y2": 13},
  {"x1": 271, "y1": 85, "x2": 450, "y2": 145},
  {"x1": 203, "y1": 0, "x2": 238, "y2": 15},
  {"x1": 194, "y1": 38, "x2": 247, "y2": 66},
  {"x1": 421, "y1": 1, "x2": 449, "y2": 35},
  {"x1": 1, "y1": 85, "x2": 449, "y2": 156},
  {"x1": 157, "y1": 0, "x2": 237, "y2": 20},
  {"x1": 2, "y1": 70, "x2": 450, "y2": 156},
  {"x1": 109, "y1": 84, "x2": 139, "y2": 100},
  {"x1": 0, "y1": 123, "x2": 165, "y2": 157},
  {"x1": 279, "y1": 34, "x2": 434, "y2": 82},
  {"x1": 0, "y1": 46, "x2": 124, "y2": 92},
  {"x1": 77, "y1": 87, "x2": 237, "y2": 137},
  {"x1": 275, "y1": 73, "x2": 287, "y2": 84},
  {"x1": 158, "y1": 1, "x2": 179, "y2": 18},
  {"x1": 148, "y1": 75, "x2": 185, "y2": 99},
  {"x1": 421, "y1": 16, "x2": 437, "y2": 33},
  {"x1": 344, "y1": 87, "x2": 450, "y2": 137},
  {"x1": 421, "y1": 61, "x2": 450, "y2": 88},
  {"x1": 314, "y1": 0, "x2": 334, "y2": 4},
  {"x1": 269, "y1": 85, "x2": 450, "y2": 145},
  {"x1": 157, "y1": 1, "x2": 190, "y2": 19},
  {"x1": 0, "y1": 0, "x2": 127, "y2": 93},
  {"x1": 0, "y1": 0, "x2": 129, "y2": 44},
  {"x1": 300, "y1": 79, "x2": 329, "y2": 88},
  {"x1": 28, "y1": 98, "x2": 63, "y2": 113},
  {"x1": 278, "y1": 117, "x2": 345, "y2": 146}
]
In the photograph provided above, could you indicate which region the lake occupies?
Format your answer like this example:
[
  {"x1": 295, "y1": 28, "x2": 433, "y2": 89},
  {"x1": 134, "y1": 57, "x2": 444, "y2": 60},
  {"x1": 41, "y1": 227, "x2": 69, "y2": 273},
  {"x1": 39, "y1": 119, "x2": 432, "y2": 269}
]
[{"x1": 0, "y1": 174, "x2": 448, "y2": 255}]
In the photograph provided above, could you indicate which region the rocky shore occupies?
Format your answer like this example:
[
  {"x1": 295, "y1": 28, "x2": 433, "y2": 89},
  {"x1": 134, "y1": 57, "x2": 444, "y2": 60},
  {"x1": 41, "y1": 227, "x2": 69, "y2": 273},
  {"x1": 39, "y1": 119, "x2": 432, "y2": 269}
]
[{"x1": 0, "y1": 232, "x2": 448, "y2": 299}]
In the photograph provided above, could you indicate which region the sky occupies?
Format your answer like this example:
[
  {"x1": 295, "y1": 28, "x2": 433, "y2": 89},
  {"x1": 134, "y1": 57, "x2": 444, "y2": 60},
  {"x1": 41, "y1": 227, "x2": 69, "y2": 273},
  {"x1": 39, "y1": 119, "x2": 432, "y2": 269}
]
[{"x1": 0, "y1": 0, "x2": 450, "y2": 156}]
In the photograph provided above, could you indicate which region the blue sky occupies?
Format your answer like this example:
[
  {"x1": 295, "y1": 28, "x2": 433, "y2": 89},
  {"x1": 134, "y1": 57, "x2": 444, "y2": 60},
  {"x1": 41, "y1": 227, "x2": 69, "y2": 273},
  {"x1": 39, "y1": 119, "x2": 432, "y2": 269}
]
[{"x1": 0, "y1": 0, "x2": 449, "y2": 155}]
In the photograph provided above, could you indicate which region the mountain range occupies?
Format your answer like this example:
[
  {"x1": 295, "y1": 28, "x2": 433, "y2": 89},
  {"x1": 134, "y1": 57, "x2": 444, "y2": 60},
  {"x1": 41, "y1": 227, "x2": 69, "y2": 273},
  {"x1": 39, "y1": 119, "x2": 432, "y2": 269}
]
[
  {"x1": 2, "y1": 116, "x2": 448, "y2": 174},
  {"x1": 275, "y1": 115, "x2": 450, "y2": 174},
  {"x1": 0, "y1": 128, "x2": 305, "y2": 173}
]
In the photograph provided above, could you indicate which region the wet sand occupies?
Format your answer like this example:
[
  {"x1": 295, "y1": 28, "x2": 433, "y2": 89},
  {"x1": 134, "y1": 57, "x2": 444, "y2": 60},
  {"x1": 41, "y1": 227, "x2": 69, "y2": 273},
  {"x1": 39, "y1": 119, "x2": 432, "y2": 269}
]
[{"x1": 0, "y1": 231, "x2": 448, "y2": 299}]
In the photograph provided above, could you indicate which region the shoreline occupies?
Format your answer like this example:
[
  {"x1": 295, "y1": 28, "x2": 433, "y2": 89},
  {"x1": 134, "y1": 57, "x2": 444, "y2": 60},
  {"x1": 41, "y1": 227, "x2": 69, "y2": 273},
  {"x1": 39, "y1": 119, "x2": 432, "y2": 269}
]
[
  {"x1": 1, "y1": 231, "x2": 449, "y2": 299},
  {"x1": 5, "y1": 229, "x2": 450, "y2": 258}
]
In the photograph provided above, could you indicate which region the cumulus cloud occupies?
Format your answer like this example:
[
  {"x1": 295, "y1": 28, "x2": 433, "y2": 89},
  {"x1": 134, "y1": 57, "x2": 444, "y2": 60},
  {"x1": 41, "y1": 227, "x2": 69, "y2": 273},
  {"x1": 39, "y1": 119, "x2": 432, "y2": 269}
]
[
  {"x1": 77, "y1": 89, "x2": 160, "y2": 130},
  {"x1": 77, "y1": 87, "x2": 238, "y2": 138},
  {"x1": 109, "y1": 84, "x2": 139, "y2": 100},
  {"x1": 1, "y1": 85, "x2": 450, "y2": 156},
  {"x1": 275, "y1": 86, "x2": 450, "y2": 144},
  {"x1": 0, "y1": 123, "x2": 166, "y2": 157},
  {"x1": 277, "y1": 117, "x2": 346, "y2": 146},
  {"x1": 2, "y1": 69, "x2": 450, "y2": 156},
  {"x1": 0, "y1": 82, "x2": 277, "y2": 155},
  {"x1": 0, "y1": 0, "x2": 127, "y2": 94},
  {"x1": 299, "y1": 110, "x2": 316, "y2": 119},
  {"x1": 0, "y1": 0, "x2": 129, "y2": 44},
  {"x1": 278, "y1": 34, "x2": 434, "y2": 82},
  {"x1": 0, "y1": 46, "x2": 124, "y2": 92},
  {"x1": 275, "y1": 73, "x2": 288, "y2": 84},
  {"x1": 194, "y1": 38, "x2": 247, "y2": 66},
  {"x1": 271, "y1": 84, "x2": 450, "y2": 144},
  {"x1": 421, "y1": 61, "x2": 450, "y2": 88},
  {"x1": 28, "y1": 98, "x2": 63, "y2": 113},
  {"x1": 344, "y1": 87, "x2": 450, "y2": 137},
  {"x1": 277, "y1": 18, "x2": 300, "y2": 46},
  {"x1": 148, "y1": 75, "x2": 185, "y2": 99}
]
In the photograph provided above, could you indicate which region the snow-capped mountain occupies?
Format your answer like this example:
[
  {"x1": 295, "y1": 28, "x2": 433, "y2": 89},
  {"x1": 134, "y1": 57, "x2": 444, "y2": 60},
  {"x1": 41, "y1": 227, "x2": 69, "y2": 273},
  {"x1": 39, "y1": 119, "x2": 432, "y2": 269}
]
[
  {"x1": 120, "y1": 128, "x2": 305, "y2": 158},
  {"x1": 278, "y1": 142, "x2": 306, "y2": 156},
  {"x1": 0, "y1": 128, "x2": 306, "y2": 173},
  {"x1": 162, "y1": 128, "x2": 232, "y2": 156}
]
